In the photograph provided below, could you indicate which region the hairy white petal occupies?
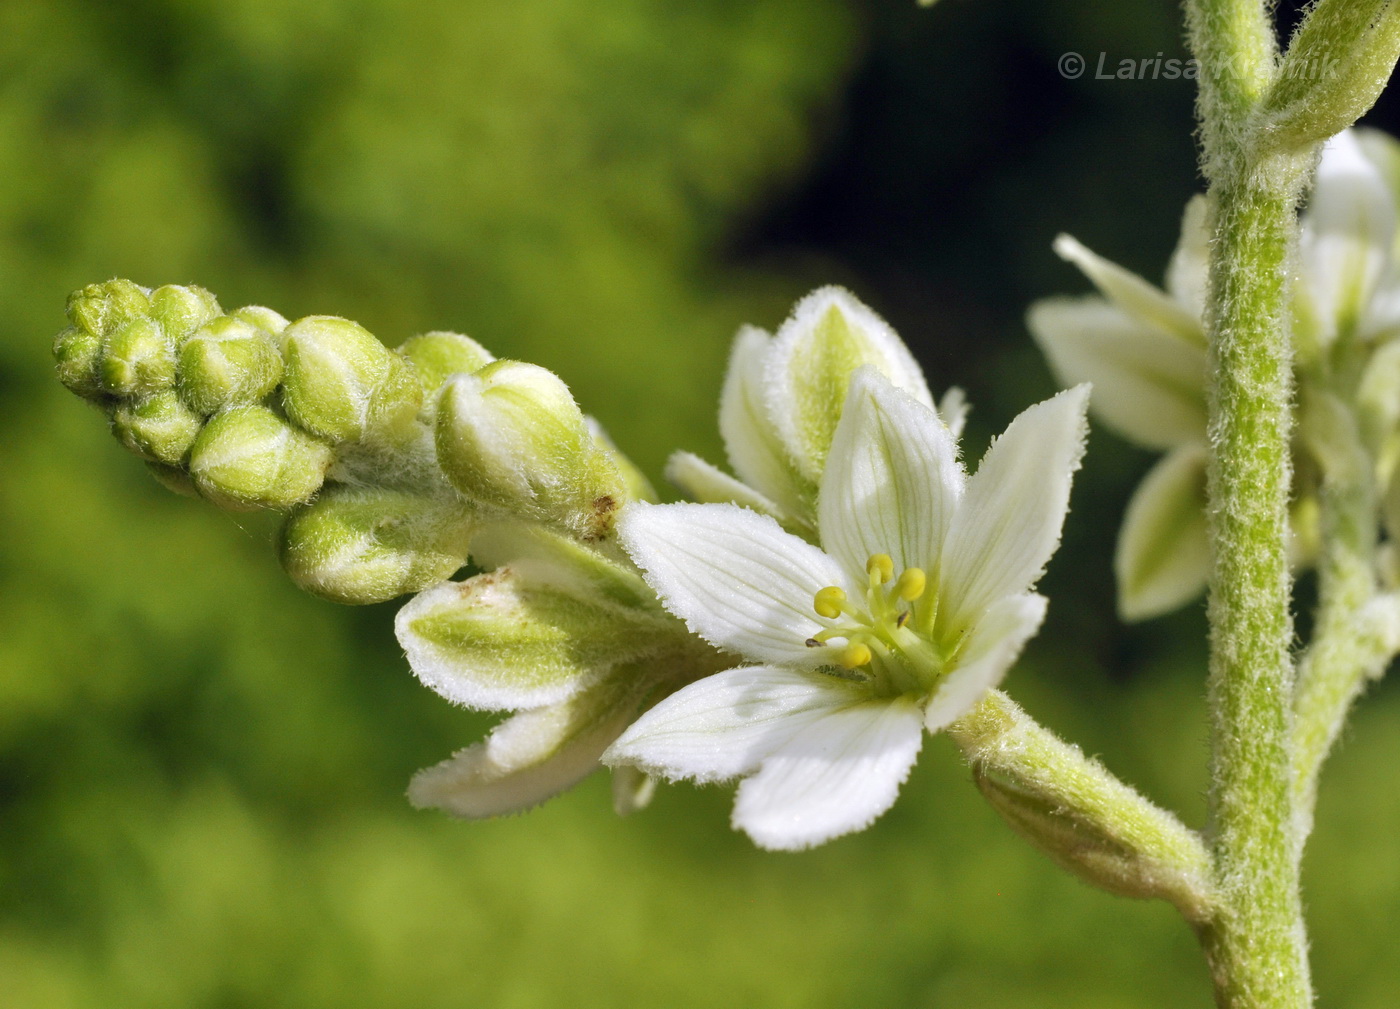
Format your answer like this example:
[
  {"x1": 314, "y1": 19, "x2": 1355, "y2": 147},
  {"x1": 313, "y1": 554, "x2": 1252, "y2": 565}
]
[
  {"x1": 732, "y1": 696, "x2": 923, "y2": 850},
  {"x1": 1028, "y1": 297, "x2": 1207, "y2": 450},
  {"x1": 818, "y1": 368, "x2": 964, "y2": 584},
  {"x1": 1053, "y1": 234, "x2": 1203, "y2": 346},
  {"x1": 765, "y1": 286, "x2": 934, "y2": 482},
  {"x1": 718, "y1": 326, "x2": 808, "y2": 515},
  {"x1": 1115, "y1": 445, "x2": 1210, "y2": 622},
  {"x1": 939, "y1": 386, "x2": 1089, "y2": 635},
  {"x1": 924, "y1": 594, "x2": 1046, "y2": 732},
  {"x1": 605, "y1": 666, "x2": 850, "y2": 783},
  {"x1": 618, "y1": 502, "x2": 850, "y2": 664}
]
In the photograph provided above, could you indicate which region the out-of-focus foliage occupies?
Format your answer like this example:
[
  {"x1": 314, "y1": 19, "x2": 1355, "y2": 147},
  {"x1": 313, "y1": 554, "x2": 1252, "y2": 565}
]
[{"x1": 2, "y1": 0, "x2": 1398, "y2": 1006}]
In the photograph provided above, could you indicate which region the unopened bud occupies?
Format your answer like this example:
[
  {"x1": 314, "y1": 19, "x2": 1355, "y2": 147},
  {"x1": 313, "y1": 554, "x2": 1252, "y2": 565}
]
[
  {"x1": 99, "y1": 317, "x2": 176, "y2": 396},
  {"x1": 144, "y1": 461, "x2": 201, "y2": 498},
  {"x1": 53, "y1": 326, "x2": 105, "y2": 399},
  {"x1": 65, "y1": 280, "x2": 149, "y2": 338},
  {"x1": 398, "y1": 331, "x2": 495, "y2": 395},
  {"x1": 189, "y1": 405, "x2": 334, "y2": 510},
  {"x1": 230, "y1": 305, "x2": 289, "y2": 336},
  {"x1": 282, "y1": 316, "x2": 422, "y2": 443},
  {"x1": 435, "y1": 361, "x2": 625, "y2": 536},
  {"x1": 148, "y1": 285, "x2": 221, "y2": 345},
  {"x1": 279, "y1": 486, "x2": 474, "y2": 604},
  {"x1": 112, "y1": 391, "x2": 202, "y2": 465},
  {"x1": 178, "y1": 317, "x2": 285, "y2": 414}
]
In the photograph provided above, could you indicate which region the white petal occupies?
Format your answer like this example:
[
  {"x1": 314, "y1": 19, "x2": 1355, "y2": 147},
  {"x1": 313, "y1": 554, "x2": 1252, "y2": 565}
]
[
  {"x1": 765, "y1": 286, "x2": 934, "y2": 482},
  {"x1": 1028, "y1": 297, "x2": 1207, "y2": 450},
  {"x1": 924, "y1": 593, "x2": 1046, "y2": 732},
  {"x1": 1115, "y1": 445, "x2": 1210, "y2": 621},
  {"x1": 1302, "y1": 130, "x2": 1396, "y2": 340},
  {"x1": 617, "y1": 502, "x2": 851, "y2": 664},
  {"x1": 1164, "y1": 195, "x2": 1211, "y2": 319},
  {"x1": 937, "y1": 386, "x2": 970, "y2": 440},
  {"x1": 1053, "y1": 234, "x2": 1204, "y2": 346},
  {"x1": 818, "y1": 367, "x2": 964, "y2": 584},
  {"x1": 604, "y1": 666, "x2": 848, "y2": 783},
  {"x1": 732, "y1": 695, "x2": 924, "y2": 850},
  {"x1": 407, "y1": 673, "x2": 644, "y2": 818},
  {"x1": 664, "y1": 450, "x2": 787, "y2": 520},
  {"x1": 718, "y1": 325, "x2": 809, "y2": 516},
  {"x1": 939, "y1": 386, "x2": 1089, "y2": 636}
]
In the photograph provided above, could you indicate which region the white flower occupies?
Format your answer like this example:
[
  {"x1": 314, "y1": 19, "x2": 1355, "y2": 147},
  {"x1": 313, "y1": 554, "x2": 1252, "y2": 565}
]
[
  {"x1": 1029, "y1": 128, "x2": 1400, "y2": 621},
  {"x1": 604, "y1": 369, "x2": 1089, "y2": 850}
]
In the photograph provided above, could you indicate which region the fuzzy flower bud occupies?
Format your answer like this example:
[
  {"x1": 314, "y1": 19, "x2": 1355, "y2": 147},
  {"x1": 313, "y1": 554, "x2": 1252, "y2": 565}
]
[
  {"x1": 53, "y1": 326, "x2": 106, "y2": 400},
  {"x1": 189, "y1": 405, "x2": 334, "y2": 510},
  {"x1": 178, "y1": 316, "x2": 285, "y2": 414},
  {"x1": 99, "y1": 317, "x2": 177, "y2": 397},
  {"x1": 279, "y1": 486, "x2": 474, "y2": 604},
  {"x1": 435, "y1": 360, "x2": 625, "y2": 537},
  {"x1": 398, "y1": 331, "x2": 495, "y2": 396},
  {"x1": 111, "y1": 391, "x2": 203, "y2": 465},
  {"x1": 281, "y1": 316, "x2": 422, "y2": 443},
  {"x1": 65, "y1": 279, "x2": 149, "y2": 338},
  {"x1": 147, "y1": 284, "x2": 221, "y2": 345},
  {"x1": 229, "y1": 305, "x2": 290, "y2": 336}
]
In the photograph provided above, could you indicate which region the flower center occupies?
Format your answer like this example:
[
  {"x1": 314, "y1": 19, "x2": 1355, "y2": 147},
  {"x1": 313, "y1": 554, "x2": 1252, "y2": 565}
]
[{"x1": 806, "y1": 553, "x2": 941, "y2": 691}]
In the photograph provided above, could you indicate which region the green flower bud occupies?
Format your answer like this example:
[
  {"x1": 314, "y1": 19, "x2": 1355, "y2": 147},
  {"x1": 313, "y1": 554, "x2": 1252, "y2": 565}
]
[
  {"x1": 435, "y1": 360, "x2": 626, "y2": 537},
  {"x1": 178, "y1": 317, "x2": 285, "y2": 414},
  {"x1": 282, "y1": 316, "x2": 422, "y2": 443},
  {"x1": 53, "y1": 326, "x2": 105, "y2": 400},
  {"x1": 148, "y1": 285, "x2": 221, "y2": 345},
  {"x1": 99, "y1": 317, "x2": 176, "y2": 397},
  {"x1": 112, "y1": 391, "x2": 202, "y2": 465},
  {"x1": 65, "y1": 279, "x2": 149, "y2": 338},
  {"x1": 279, "y1": 486, "x2": 474, "y2": 604},
  {"x1": 189, "y1": 405, "x2": 334, "y2": 510},
  {"x1": 397, "y1": 331, "x2": 495, "y2": 395},
  {"x1": 231, "y1": 305, "x2": 290, "y2": 336}
]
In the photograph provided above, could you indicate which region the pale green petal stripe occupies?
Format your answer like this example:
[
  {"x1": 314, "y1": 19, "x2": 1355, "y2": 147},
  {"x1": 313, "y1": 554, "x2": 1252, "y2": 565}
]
[{"x1": 925, "y1": 593, "x2": 1046, "y2": 732}]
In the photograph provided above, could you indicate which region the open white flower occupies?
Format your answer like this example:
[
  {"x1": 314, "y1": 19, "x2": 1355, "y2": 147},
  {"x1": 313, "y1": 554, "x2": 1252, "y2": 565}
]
[
  {"x1": 1030, "y1": 128, "x2": 1400, "y2": 621},
  {"x1": 605, "y1": 369, "x2": 1089, "y2": 850}
]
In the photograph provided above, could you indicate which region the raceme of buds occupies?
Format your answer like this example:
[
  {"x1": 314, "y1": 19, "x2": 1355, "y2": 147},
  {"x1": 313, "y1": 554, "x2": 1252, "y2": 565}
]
[
  {"x1": 188, "y1": 405, "x2": 334, "y2": 510},
  {"x1": 281, "y1": 316, "x2": 423, "y2": 444},
  {"x1": 435, "y1": 361, "x2": 627, "y2": 539},
  {"x1": 279, "y1": 486, "x2": 475, "y2": 604}
]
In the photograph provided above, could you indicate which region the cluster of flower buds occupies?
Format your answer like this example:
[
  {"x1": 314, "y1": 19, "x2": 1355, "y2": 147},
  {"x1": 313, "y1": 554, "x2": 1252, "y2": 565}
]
[{"x1": 52, "y1": 279, "x2": 637, "y2": 606}]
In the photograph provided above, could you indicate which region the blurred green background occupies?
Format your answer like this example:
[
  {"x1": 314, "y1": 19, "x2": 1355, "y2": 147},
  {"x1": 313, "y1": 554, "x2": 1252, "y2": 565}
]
[{"x1": 3, "y1": 0, "x2": 1398, "y2": 1005}]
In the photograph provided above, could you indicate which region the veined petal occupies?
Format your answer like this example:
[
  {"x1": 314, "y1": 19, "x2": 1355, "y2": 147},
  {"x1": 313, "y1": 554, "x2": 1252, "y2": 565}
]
[
  {"x1": 664, "y1": 450, "x2": 787, "y2": 520},
  {"x1": 765, "y1": 287, "x2": 934, "y2": 483},
  {"x1": 718, "y1": 326, "x2": 809, "y2": 517},
  {"x1": 924, "y1": 593, "x2": 1046, "y2": 732},
  {"x1": 617, "y1": 502, "x2": 851, "y2": 664},
  {"x1": 407, "y1": 669, "x2": 648, "y2": 818},
  {"x1": 604, "y1": 665, "x2": 850, "y2": 784},
  {"x1": 939, "y1": 386, "x2": 1089, "y2": 636},
  {"x1": 1028, "y1": 297, "x2": 1207, "y2": 450},
  {"x1": 732, "y1": 695, "x2": 923, "y2": 850},
  {"x1": 1053, "y1": 234, "x2": 1204, "y2": 346},
  {"x1": 1302, "y1": 130, "x2": 1396, "y2": 341},
  {"x1": 818, "y1": 368, "x2": 964, "y2": 584},
  {"x1": 1115, "y1": 445, "x2": 1210, "y2": 622},
  {"x1": 1164, "y1": 195, "x2": 1211, "y2": 320}
]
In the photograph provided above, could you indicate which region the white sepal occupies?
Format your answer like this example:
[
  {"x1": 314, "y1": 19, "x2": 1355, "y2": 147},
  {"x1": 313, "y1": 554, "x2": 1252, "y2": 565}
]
[
  {"x1": 1028, "y1": 297, "x2": 1207, "y2": 451},
  {"x1": 817, "y1": 368, "x2": 964, "y2": 584},
  {"x1": 665, "y1": 450, "x2": 786, "y2": 520},
  {"x1": 1114, "y1": 444, "x2": 1210, "y2": 622},
  {"x1": 731, "y1": 694, "x2": 924, "y2": 851},
  {"x1": 924, "y1": 593, "x2": 1047, "y2": 732},
  {"x1": 939, "y1": 386, "x2": 1090, "y2": 636},
  {"x1": 617, "y1": 502, "x2": 851, "y2": 665},
  {"x1": 1053, "y1": 234, "x2": 1203, "y2": 346}
]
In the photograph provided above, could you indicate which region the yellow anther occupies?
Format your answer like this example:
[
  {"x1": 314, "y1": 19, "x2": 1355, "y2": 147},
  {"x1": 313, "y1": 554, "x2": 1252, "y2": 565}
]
[
  {"x1": 895, "y1": 567, "x2": 927, "y2": 601},
  {"x1": 813, "y1": 585, "x2": 847, "y2": 619},
  {"x1": 867, "y1": 553, "x2": 894, "y2": 583},
  {"x1": 839, "y1": 642, "x2": 873, "y2": 669}
]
